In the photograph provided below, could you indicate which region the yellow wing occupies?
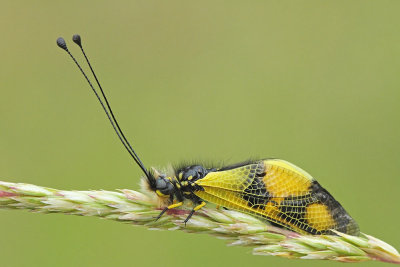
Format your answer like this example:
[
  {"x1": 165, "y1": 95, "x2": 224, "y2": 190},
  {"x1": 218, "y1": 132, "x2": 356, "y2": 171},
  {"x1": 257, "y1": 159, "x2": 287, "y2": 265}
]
[{"x1": 195, "y1": 159, "x2": 359, "y2": 235}]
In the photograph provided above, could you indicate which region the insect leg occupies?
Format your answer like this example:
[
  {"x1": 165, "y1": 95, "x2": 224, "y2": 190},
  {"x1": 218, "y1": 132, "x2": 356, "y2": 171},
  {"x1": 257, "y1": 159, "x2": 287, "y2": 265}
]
[
  {"x1": 183, "y1": 201, "x2": 206, "y2": 225},
  {"x1": 155, "y1": 202, "x2": 183, "y2": 221},
  {"x1": 155, "y1": 207, "x2": 168, "y2": 221}
]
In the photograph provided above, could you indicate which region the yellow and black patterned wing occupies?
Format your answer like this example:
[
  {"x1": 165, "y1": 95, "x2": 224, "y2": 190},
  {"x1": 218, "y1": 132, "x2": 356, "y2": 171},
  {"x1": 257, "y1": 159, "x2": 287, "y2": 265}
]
[{"x1": 194, "y1": 159, "x2": 359, "y2": 235}]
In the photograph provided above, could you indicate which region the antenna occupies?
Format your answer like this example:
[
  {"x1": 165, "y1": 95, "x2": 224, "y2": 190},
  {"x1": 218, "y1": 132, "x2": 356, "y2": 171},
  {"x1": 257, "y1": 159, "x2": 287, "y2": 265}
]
[
  {"x1": 71, "y1": 34, "x2": 147, "y2": 174},
  {"x1": 56, "y1": 36, "x2": 155, "y2": 186}
]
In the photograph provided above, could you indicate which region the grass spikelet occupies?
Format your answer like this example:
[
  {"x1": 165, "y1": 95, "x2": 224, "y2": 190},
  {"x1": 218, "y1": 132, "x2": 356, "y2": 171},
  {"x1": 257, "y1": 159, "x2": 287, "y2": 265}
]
[{"x1": 1, "y1": 181, "x2": 399, "y2": 264}]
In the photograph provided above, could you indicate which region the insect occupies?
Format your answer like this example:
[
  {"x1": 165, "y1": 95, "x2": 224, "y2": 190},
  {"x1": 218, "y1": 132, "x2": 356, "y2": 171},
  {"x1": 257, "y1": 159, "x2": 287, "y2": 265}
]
[{"x1": 57, "y1": 35, "x2": 360, "y2": 236}]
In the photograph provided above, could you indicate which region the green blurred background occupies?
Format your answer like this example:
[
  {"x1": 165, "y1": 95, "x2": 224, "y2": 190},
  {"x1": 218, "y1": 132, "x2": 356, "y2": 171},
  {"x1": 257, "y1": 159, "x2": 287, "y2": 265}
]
[{"x1": 1, "y1": 1, "x2": 400, "y2": 266}]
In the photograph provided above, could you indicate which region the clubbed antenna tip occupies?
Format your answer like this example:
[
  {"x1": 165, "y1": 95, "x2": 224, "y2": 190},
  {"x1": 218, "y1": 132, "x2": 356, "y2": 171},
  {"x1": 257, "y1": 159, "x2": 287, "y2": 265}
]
[
  {"x1": 72, "y1": 34, "x2": 82, "y2": 47},
  {"x1": 56, "y1": 37, "x2": 68, "y2": 51}
]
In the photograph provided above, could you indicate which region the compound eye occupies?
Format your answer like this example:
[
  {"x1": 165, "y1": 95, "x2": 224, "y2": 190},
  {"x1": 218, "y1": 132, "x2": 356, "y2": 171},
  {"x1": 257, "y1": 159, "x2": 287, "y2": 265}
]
[
  {"x1": 155, "y1": 178, "x2": 167, "y2": 189},
  {"x1": 160, "y1": 183, "x2": 174, "y2": 195}
]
